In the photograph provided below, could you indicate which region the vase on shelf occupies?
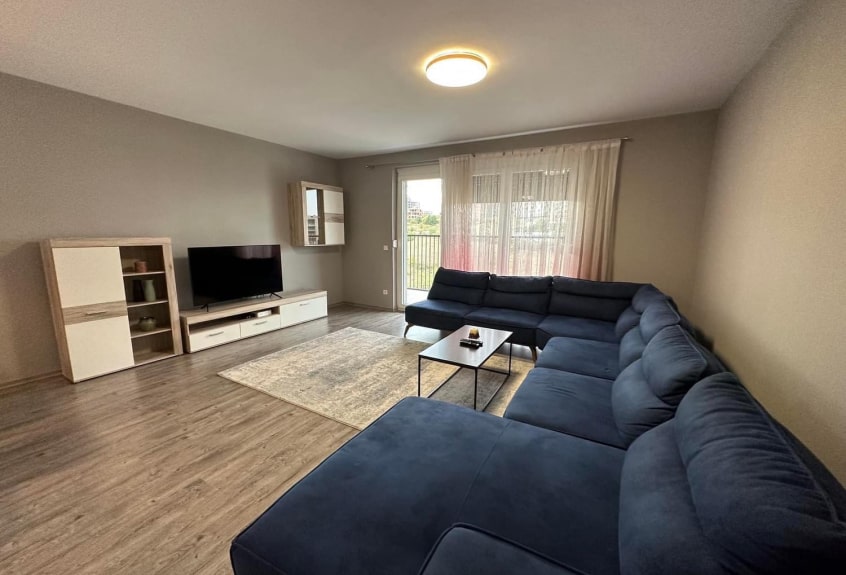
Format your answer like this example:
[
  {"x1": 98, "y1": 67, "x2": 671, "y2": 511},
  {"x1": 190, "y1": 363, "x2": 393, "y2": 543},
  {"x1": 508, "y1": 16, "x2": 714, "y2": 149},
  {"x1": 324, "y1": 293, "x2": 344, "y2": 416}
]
[
  {"x1": 137, "y1": 317, "x2": 157, "y2": 332},
  {"x1": 142, "y1": 279, "x2": 156, "y2": 302}
]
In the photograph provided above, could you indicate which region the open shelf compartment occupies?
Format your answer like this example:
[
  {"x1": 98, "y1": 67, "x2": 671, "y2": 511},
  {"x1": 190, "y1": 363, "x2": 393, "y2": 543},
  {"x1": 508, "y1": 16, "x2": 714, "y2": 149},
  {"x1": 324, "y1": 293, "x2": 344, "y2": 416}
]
[{"x1": 132, "y1": 330, "x2": 176, "y2": 366}]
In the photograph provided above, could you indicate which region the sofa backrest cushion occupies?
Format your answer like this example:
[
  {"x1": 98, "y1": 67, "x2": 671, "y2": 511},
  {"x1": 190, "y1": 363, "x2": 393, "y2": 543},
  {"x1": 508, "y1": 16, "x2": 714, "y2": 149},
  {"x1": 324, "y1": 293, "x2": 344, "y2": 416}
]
[
  {"x1": 427, "y1": 267, "x2": 490, "y2": 306},
  {"x1": 547, "y1": 277, "x2": 642, "y2": 321},
  {"x1": 618, "y1": 301, "x2": 685, "y2": 370},
  {"x1": 638, "y1": 300, "x2": 682, "y2": 342},
  {"x1": 482, "y1": 275, "x2": 552, "y2": 314},
  {"x1": 631, "y1": 284, "x2": 667, "y2": 313},
  {"x1": 675, "y1": 374, "x2": 846, "y2": 574},
  {"x1": 618, "y1": 420, "x2": 727, "y2": 575},
  {"x1": 618, "y1": 328, "x2": 647, "y2": 372},
  {"x1": 615, "y1": 306, "x2": 641, "y2": 338},
  {"x1": 612, "y1": 325, "x2": 721, "y2": 446}
]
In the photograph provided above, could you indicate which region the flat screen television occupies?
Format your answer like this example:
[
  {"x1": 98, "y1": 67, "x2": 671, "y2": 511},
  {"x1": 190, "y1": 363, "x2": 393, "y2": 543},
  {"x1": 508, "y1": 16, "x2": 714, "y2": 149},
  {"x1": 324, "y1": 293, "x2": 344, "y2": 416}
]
[{"x1": 188, "y1": 245, "x2": 283, "y2": 307}]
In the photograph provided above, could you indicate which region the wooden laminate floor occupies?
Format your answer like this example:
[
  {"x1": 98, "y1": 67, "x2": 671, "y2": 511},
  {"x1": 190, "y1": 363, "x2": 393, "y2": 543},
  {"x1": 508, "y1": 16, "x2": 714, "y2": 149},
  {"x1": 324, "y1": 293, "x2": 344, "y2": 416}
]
[{"x1": 1, "y1": 305, "x2": 517, "y2": 575}]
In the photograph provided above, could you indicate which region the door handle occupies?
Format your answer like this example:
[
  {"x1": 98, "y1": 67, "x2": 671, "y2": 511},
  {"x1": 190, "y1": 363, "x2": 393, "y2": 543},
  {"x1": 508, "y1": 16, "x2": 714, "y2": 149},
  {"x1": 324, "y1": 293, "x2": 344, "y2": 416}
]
[
  {"x1": 207, "y1": 331, "x2": 225, "y2": 337},
  {"x1": 84, "y1": 310, "x2": 108, "y2": 316}
]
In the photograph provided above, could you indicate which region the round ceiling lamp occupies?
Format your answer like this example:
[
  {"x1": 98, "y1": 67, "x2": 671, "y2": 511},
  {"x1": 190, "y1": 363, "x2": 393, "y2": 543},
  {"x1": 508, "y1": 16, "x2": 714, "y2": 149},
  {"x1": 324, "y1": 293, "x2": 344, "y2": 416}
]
[{"x1": 425, "y1": 51, "x2": 488, "y2": 87}]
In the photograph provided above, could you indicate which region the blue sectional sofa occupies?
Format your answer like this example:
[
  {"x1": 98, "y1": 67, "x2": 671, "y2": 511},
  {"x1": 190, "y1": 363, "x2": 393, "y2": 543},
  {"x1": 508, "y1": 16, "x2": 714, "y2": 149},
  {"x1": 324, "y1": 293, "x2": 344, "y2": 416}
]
[{"x1": 231, "y1": 272, "x2": 846, "y2": 575}]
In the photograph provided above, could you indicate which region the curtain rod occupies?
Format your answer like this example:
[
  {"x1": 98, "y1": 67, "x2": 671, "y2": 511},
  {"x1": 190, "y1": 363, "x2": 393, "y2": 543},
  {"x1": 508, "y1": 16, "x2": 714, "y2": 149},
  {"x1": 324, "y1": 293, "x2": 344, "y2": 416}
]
[{"x1": 364, "y1": 137, "x2": 631, "y2": 169}]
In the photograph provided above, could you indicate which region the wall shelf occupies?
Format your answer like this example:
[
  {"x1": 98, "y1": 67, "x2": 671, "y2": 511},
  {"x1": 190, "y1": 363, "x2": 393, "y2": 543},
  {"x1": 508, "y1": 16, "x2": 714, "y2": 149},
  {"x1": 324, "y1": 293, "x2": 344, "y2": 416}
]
[
  {"x1": 123, "y1": 270, "x2": 166, "y2": 277},
  {"x1": 133, "y1": 349, "x2": 176, "y2": 367},
  {"x1": 130, "y1": 326, "x2": 173, "y2": 339},
  {"x1": 126, "y1": 299, "x2": 169, "y2": 309}
]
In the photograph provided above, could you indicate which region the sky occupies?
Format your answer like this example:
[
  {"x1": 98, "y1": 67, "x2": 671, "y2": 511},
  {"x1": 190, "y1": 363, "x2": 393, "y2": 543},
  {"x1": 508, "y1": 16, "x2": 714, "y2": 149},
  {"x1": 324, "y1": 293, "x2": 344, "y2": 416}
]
[{"x1": 406, "y1": 178, "x2": 442, "y2": 214}]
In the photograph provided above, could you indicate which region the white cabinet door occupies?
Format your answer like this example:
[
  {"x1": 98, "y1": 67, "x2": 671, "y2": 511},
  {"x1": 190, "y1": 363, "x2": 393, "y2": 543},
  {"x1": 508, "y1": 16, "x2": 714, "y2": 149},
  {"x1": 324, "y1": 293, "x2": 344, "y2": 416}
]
[
  {"x1": 65, "y1": 316, "x2": 135, "y2": 380},
  {"x1": 53, "y1": 246, "x2": 133, "y2": 380},
  {"x1": 53, "y1": 247, "x2": 127, "y2": 307}
]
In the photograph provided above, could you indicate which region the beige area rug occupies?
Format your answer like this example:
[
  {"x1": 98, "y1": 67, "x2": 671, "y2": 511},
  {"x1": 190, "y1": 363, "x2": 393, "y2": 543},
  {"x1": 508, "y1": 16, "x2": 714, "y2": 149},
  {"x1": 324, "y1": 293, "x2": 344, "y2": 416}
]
[{"x1": 219, "y1": 327, "x2": 532, "y2": 429}]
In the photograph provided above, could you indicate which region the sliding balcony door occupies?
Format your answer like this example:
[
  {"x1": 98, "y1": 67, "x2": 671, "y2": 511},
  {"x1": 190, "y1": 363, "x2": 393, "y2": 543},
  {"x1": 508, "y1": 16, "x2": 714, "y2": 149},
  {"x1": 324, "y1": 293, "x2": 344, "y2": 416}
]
[{"x1": 396, "y1": 165, "x2": 442, "y2": 309}]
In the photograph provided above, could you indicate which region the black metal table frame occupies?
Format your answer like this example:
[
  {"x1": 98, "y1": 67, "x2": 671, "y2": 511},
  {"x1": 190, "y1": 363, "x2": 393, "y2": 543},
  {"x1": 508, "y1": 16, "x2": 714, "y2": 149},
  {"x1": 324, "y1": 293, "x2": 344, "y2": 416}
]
[{"x1": 417, "y1": 341, "x2": 513, "y2": 411}]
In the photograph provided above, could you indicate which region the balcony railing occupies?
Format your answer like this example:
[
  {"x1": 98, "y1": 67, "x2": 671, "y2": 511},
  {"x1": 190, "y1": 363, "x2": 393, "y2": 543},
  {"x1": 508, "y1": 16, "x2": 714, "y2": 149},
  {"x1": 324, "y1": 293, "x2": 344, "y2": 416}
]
[
  {"x1": 406, "y1": 233, "x2": 571, "y2": 291},
  {"x1": 406, "y1": 234, "x2": 441, "y2": 290}
]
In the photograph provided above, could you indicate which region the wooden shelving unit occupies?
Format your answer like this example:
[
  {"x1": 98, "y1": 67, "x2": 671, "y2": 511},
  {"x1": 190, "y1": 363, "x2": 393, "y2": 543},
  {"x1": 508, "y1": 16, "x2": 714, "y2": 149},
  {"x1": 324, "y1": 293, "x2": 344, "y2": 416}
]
[{"x1": 41, "y1": 237, "x2": 184, "y2": 383}]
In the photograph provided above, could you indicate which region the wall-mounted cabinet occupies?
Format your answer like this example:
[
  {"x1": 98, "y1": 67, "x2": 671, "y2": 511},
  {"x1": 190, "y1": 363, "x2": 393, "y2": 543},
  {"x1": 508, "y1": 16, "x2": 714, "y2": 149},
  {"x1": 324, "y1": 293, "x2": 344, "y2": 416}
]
[
  {"x1": 41, "y1": 237, "x2": 183, "y2": 383},
  {"x1": 288, "y1": 181, "x2": 345, "y2": 246}
]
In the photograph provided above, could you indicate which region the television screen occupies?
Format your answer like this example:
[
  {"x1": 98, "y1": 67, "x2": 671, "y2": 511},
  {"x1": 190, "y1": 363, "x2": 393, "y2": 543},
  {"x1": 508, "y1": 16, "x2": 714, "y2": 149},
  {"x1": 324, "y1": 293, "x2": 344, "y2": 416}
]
[{"x1": 188, "y1": 245, "x2": 283, "y2": 306}]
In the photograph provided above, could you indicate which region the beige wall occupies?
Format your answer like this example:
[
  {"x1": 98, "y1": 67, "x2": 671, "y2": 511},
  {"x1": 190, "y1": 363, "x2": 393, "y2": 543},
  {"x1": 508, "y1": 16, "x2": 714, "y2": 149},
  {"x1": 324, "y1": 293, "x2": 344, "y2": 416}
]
[
  {"x1": 340, "y1": 111, "x2": 718, "y2": 313},
  {"x1": 692, "y1": 0, "x2": 846, "y2": 480},
  {"x1": 0, "y1": 73, "x2": 342, "y2": 384}
]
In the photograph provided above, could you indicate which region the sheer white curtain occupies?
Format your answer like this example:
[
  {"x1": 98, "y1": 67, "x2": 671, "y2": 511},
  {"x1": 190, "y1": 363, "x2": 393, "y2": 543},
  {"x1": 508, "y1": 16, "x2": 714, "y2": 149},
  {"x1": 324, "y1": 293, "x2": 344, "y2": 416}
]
[{"x1": 439, "y1": 140, "x2": 621, "y2": 280}]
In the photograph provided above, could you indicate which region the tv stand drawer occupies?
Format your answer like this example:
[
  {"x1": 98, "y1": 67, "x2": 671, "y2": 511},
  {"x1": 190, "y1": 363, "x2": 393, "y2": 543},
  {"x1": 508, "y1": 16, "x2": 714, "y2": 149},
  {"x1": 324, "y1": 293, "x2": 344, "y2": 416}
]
[
  {"x1": 241, "y1": 314, "x2": 282, "y2": 337},
  {"x1": 280, "y1": 295, "x2": 327, "y2": 327},
  {"x1": 189, "y1": 323, "x2": 240, "y2": 352}
]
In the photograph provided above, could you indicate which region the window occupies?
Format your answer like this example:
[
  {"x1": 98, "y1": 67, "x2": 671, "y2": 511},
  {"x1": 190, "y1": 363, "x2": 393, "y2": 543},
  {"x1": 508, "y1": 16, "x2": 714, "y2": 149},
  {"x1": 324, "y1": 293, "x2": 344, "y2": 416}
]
[{"x1": 440, "y1": 141, "x2": 621, "y2": 280}]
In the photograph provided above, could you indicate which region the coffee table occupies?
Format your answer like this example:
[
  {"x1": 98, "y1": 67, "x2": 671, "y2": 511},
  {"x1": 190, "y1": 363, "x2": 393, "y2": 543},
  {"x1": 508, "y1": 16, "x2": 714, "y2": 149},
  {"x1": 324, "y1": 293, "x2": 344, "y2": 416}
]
[{"x1": 417, "y1": 325, "x2": 514, "y2": 411}]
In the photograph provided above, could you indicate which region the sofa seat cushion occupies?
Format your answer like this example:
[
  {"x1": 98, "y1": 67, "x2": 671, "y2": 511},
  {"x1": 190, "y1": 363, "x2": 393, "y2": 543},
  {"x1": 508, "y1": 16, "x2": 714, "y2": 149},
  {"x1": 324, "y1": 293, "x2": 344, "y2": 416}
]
[
  {"x1": 427, "y1": 267, "x2": 490, "y2": 305},
  {"x1": 454, "y1": 413, "x2": 624, "y2": 575},
  {"x1": 675, "y1": 374, "x2": 846, "y2": 574},
  {"x1": 420, "y1": 526, "x2": 582, "y2": 575},
  {"x1": 464, "y1": 307, "x2": 544, "y2": 346},
  {"x1": 536, "y1": 337, "x2": 620, "y2": 380},
  {"x1": 405, "y1": 299, "x2": 476, "y2": 331},
  {"x1": 232, "y1": 398, "x2": 624, "y2": 575},
  {"x1": 537, "y1": 315, "x2": 618, "y2": 346},
  {"x1": 503, "y1": 368, "x2": 625, "y2": 448}
]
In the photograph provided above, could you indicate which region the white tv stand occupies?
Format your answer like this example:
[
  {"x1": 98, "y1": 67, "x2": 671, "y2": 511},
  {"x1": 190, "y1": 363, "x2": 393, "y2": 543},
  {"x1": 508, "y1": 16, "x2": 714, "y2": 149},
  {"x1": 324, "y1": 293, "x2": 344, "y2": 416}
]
[{"x1": 179, "y1": 289, "x2": 327, "y2": 353}]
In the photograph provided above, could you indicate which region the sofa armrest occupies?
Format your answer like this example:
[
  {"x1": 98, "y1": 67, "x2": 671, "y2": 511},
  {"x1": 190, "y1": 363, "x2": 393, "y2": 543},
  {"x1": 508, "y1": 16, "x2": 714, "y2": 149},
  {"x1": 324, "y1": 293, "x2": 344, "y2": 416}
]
[{"x1": 419, "y1": 524, "x2": 587, "y2": 575}]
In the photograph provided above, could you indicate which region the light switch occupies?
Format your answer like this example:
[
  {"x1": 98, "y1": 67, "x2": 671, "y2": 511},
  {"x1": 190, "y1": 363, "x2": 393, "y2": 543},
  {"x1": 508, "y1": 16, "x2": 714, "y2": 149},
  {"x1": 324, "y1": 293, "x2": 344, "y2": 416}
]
[{"x1": 383, "y1": 245, "x2": 389, "y2": 251}]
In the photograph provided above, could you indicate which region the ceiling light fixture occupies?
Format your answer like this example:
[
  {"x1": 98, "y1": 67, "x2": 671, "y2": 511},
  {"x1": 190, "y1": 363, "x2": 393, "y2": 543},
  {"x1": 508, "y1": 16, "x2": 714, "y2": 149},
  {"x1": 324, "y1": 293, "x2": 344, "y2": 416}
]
[{"x1": 425, "y1": 51, "x2": 488, "y2": 87}]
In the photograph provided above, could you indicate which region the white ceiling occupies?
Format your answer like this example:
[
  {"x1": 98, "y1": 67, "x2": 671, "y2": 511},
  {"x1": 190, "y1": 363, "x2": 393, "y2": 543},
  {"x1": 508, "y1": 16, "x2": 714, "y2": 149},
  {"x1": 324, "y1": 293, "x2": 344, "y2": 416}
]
[{"x1": 0, "y1": 0, "x2": 802, "y2": 158}]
